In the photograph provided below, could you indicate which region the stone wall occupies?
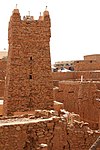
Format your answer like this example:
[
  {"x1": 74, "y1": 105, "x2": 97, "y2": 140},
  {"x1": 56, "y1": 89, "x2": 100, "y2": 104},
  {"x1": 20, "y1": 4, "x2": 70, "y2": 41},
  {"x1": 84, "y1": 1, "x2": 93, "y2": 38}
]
[
  {"x1": 52, "y1": 71, "x2": 100, "y2": 82},
  {"x1": 78, "y1": 82, "x2": 99, "y2": 129},
  {"x1": 54, "y1": 81, "x2": 100, "y2": 129},
  {"x1": 4, "y1": 8, "x2": 53, "y2": 115},
  {"x1": 0, "y1": 60, "x2": 6, "y2": 80},
  {"x1": 0, "y1": 110, "x2": 99, "y2": 150},
  {"x1": 84, "y1": 54, "x2": 100, "y2": 61},
  {"x1": 0, "y1": 80, "x2": 5, "y2": 98},
  {"x1": 74, "y1": 60, "x2": 100, "y2": 71}
]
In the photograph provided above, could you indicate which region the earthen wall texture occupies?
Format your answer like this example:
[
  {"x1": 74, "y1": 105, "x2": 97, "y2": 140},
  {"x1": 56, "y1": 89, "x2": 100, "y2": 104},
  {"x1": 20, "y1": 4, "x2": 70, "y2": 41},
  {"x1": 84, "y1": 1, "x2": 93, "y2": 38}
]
[
  {"x1": 4, "y1": 9, "x2": 53, "y2": 115},
  {"x1": 0, "y1": 60, "x2": 6, "y2": 80},
  {"x1": 84, "y1": 54, "x2": 100, "y2": 61},
  {"x1": 78, "y1": 82, "x2": 99, "y2": 129},
  {"x1": 74, "y1": 60, "x2": 100, "y2": 71},
  {"x1": 0, "y1": 115, "x2": 99, "y2": 150},
  {"x1": 0, "y1": 80, "x2": 5, "y2": 98},
  {"x1": 54, "y1": 81, "x2": 100, "y2": 129},
  {"x1": 52, "y1": 71, "x2": 100, "y2": 81}
]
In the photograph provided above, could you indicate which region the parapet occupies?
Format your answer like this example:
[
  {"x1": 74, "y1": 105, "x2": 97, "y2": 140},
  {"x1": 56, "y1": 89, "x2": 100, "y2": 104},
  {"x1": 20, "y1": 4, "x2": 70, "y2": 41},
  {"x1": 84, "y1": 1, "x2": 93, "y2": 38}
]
[
  {"x1": 10, "y1": 6, "x2": 50, "y2": 23},
  {"x1": 84, "y1": 54, "x2": 100, "y2": 61}
]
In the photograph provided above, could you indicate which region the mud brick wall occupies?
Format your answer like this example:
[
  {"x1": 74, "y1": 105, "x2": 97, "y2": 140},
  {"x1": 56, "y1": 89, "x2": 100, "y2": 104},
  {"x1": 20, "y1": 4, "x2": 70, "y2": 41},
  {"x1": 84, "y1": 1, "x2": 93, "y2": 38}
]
[
  {"x1": 52, "y1": 72, "x2": 74, "y2": 81},
  {"x1": 0, "y1": 105, "x2": 3, "y2": 115},
  {"x1": 52, "y1": 71, "x2": 100, "y2": 82},
  {"x1": 78, "y1": 82, "x2": 100, "y2": 129},
  {"x1": 74, "y1": 60, "x2": 100, "y2": 71},
  {"x1": 74, "y1": 71, "x2": 100, "y2": 81},
  {"x1": 4, "y1": 8, "x2": 53, "y2": 115},
  {"x1": 58, "y1": 81, "x2": 80, "y2": 114},
  {"x1": 0, "y1": 80, "x2": 5, "y2": 98},
  {"x1": 0, "y1": 115, "x2": 99, "y2": 150},
  {"x1": 0, "y1": 60, "x2": 6, "y2": 80},
  {"x1": 84, "y1": 54, "x2": 100, "y2": 61},
  {"x1": 54, "y1": 81, "x2": 100, "y2": 129}
]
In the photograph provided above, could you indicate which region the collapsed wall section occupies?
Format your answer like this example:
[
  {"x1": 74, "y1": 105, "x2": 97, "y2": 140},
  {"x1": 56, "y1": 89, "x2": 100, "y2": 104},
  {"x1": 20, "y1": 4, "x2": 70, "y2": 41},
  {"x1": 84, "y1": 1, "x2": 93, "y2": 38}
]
[{"x1": 0, "y1": 112, "x2": 99, "y2": 150}]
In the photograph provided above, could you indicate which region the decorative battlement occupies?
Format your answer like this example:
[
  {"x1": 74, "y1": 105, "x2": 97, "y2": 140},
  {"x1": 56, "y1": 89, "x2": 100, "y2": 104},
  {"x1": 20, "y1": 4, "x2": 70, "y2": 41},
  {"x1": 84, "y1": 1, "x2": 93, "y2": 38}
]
[{"x1": 11, "y1": 6, "x2": 50, "y2": 23}]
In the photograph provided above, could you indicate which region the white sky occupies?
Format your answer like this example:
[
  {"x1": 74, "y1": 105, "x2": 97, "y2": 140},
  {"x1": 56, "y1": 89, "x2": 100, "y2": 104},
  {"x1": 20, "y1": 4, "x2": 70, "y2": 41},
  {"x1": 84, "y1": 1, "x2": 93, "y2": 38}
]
[{"x1": 0, "y1": 0, "x2": 100, "y2": 64}]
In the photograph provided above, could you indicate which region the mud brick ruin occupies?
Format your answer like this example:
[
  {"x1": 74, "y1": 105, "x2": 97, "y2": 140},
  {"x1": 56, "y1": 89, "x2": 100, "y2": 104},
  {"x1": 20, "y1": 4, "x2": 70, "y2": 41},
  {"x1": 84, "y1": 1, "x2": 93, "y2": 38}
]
[{"x1": 0, "y1": 7, "x2": 100, "y2": 150}]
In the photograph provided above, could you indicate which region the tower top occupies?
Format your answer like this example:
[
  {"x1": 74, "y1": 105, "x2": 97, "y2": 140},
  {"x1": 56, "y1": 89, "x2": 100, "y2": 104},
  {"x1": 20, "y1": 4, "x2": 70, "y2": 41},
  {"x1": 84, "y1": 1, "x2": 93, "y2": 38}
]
[
  {"x1": 43, "y1": 6, "x2": 49, "y2": 17},
  {"x1": 12, "y1": 4, "x2": 19, "y2": 14}
]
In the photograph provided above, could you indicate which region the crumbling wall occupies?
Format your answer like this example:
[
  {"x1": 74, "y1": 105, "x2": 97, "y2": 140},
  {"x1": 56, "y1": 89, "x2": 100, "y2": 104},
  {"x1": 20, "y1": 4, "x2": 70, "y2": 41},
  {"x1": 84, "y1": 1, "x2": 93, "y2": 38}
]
[
  {"x1": 53, "y1": 81, "x2": 100, "y2": 129},
  {"x1": 4, "y1": 8, "x2": 53, "y2": 115},
  {"x1": 0, "y1": 110, "x2": 99, "y2": 150}
]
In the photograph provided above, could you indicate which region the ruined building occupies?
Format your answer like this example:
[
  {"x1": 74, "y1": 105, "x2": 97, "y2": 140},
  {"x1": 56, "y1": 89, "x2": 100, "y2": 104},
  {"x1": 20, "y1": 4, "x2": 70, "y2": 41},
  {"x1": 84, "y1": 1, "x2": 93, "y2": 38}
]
[{"x1": 0, "y1": 7, "x2": 99, "y2": 150}]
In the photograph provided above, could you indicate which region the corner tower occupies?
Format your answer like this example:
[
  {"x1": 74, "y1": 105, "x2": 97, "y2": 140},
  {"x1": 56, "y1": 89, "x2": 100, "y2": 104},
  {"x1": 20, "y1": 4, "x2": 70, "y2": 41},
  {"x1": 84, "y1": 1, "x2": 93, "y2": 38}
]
[{"x1": 4, "y1": 7, "x2": 53, "y2": 115}]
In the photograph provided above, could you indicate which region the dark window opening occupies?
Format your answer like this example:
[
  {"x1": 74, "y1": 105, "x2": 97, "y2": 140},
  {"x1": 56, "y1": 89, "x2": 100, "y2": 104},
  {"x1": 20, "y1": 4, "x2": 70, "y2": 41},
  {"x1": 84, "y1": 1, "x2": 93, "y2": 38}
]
[
  {"x1": 29, "y1": 75, "x2": 32, "y2": 79},
  {"x1": 30, "y1": 57, "x2": 32, "y2": 60},
  {"x1": 90, "y1": 60, "x2": 92, "y2": 63},
  {"x1": 68, "y1": 91, "x2": 74, "y2": 93},
  {"x1": 77, "y1": 61, "x2": 79, "y2": 63}
]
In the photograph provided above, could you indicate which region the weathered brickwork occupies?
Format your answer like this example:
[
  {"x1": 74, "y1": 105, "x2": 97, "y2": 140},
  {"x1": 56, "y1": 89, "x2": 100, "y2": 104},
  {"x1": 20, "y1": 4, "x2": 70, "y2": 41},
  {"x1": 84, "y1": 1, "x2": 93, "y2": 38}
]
[
  {"x1": 84, "y1": 54, "x2": 100, "y2": 61},
  {"x1": 0, "y1": 80, "x2": 5, "y2": 98},
  {"x1": 54, "y1": 81, "x2": 100, "y2": 130},
  {"x1": 74, "y1": 60, "x2": 100, "y2": 71},
  {"x1": 0, "y1": 60, "x2": 6, "y2": 80},
  {"x1": 52, "y1": 71, "x2": 100, "y2": 82},
  {"x1": 0, "y1": 6, "x2": 99, "y2": 150},
  {"x1": 0, "y1": 110, "x2": 99, "y2": 150},
  {"x1": 3, "y1": 8, "x2": 53, "y2": 115}
]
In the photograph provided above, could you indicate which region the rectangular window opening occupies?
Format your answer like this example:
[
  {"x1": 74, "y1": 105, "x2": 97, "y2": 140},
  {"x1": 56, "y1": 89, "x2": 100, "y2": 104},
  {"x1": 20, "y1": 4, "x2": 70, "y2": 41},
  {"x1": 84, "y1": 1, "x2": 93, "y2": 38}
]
[
  {"x1": 30, "y1": 57, "x2": 32, "y2": 60},
  {"x1": 29, "y1": 75, "x2": 32, "y2": 79}
]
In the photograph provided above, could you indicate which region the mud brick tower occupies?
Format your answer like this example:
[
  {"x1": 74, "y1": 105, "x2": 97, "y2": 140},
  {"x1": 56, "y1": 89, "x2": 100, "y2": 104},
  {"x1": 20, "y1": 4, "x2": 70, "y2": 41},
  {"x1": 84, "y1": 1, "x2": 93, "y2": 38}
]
[{"x1": 3, "y1": 7, "x2": 53, "y2": 115}]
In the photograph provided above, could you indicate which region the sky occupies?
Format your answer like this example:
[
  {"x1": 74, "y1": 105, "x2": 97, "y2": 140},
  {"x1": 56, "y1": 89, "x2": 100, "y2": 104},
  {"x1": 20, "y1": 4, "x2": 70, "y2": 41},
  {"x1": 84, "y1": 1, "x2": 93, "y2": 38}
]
[{"x1": 0, "y1": 0, "x2": 100, "y2": 64}]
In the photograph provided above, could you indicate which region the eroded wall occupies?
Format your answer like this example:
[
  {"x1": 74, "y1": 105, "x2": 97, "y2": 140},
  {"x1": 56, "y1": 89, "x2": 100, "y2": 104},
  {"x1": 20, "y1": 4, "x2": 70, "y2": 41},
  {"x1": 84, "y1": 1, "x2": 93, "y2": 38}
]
[
  {"x1": 54, "y1": 81, "x2": 100, "y2": 129},
  {"x1": 4, "y1": 8, "x2": 53, "y2": 115},
  {"x1": 74, "y1": 60, "x2": 100, "y2": 71},
  {"x1": 0, "y1": 112, "x2": 99, "y2": 150}
]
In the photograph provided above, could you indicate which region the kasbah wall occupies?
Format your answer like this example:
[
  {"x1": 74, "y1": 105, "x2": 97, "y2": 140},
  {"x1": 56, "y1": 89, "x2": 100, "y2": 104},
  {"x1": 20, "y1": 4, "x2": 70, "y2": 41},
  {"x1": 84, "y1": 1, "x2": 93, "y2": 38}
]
[{"x1": 0, "y1": 7, "x2": 99, "y2": 150}]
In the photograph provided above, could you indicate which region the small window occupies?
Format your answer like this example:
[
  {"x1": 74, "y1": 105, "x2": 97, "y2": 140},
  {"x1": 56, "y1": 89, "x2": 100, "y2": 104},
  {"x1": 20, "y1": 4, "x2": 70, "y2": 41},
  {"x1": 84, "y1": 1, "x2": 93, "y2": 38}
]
[
  {"x1": 29, "y1": 75, "x2": 32, "y2": 79},
  {"x1": 68, "y1": 91, "x2": 74, "y2": 93},
  {"x1": 77, "y1": 61, "x2": 79, "y2": 63},
  {"x1": 90, "y1": 60, "x2": 92, "y2": 63},
  {"x1": 30, "y1": 57, "x2": 32, "y2": 60}
]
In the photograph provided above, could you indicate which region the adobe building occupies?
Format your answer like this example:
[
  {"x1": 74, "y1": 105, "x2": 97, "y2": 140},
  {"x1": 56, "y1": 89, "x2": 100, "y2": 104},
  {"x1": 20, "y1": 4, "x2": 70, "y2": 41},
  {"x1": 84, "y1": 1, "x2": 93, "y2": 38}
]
[
  {"x1": 0, "y1": 6, "x2": 99, "y2": 150},
  {"x1": 53, "y1": 54, "x2": 100, "y2": 130},
  {"x1": 74, "y1": 54, "x2": 100, "y2": 71},
  {"x1": 3, "y1": 7, "x2": 53, "y2": 115}
]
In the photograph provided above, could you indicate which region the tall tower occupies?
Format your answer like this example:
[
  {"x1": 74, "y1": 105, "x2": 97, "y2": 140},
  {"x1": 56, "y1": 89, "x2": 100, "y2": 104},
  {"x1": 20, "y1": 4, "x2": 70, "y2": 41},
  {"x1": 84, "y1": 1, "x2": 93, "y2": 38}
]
[{"x1": 3, "y1": 7, "x2": 53, "y2": 115}]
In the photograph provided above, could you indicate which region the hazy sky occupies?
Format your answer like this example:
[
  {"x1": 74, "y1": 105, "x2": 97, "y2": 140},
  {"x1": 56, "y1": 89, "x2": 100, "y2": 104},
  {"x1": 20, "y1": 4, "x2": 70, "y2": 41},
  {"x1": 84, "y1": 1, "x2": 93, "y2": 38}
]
[{"x1": 0, "y1": 0, "x2": 100, "y2": 63}]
